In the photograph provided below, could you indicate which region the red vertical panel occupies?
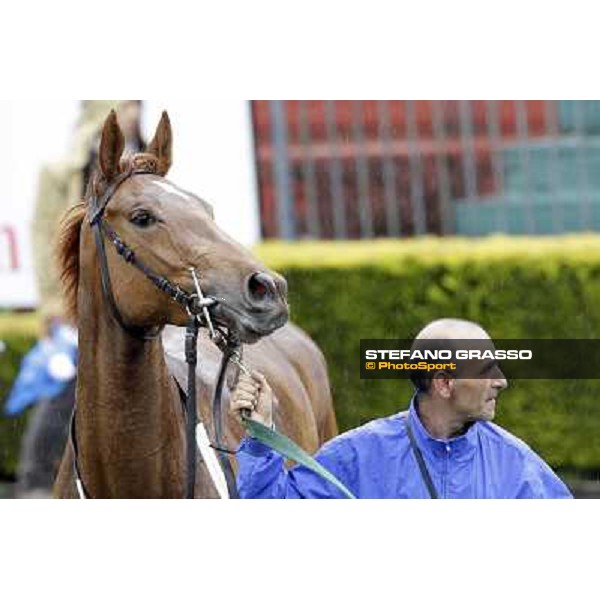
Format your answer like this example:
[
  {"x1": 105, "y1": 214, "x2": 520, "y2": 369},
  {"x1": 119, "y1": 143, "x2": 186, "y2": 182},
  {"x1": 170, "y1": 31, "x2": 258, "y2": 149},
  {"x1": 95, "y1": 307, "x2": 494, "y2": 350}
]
[
  {"x1": 251, "y1": 99, "x2": 554, "y2": 239},
  {"x1": 251, "y1": 101, "x2": 276, "y2": 238}
]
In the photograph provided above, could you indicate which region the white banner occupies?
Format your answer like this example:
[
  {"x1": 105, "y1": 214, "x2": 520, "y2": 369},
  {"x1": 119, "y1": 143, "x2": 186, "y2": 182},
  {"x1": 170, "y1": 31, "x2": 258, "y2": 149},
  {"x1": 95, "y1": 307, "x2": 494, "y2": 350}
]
[
  {"x1": 0, "y1": 221, "x2": 37, "y2": 308},
  {"x1": 0, "y1": 100, "x2": 77, "y2": 309}
]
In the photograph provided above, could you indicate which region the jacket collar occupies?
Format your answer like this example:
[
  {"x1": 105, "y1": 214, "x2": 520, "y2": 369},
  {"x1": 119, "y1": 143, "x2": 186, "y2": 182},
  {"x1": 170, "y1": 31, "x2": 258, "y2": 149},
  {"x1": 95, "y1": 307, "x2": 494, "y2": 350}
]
[{"x1": 406, "y1": 392, "x2": 479, "y2": 461}]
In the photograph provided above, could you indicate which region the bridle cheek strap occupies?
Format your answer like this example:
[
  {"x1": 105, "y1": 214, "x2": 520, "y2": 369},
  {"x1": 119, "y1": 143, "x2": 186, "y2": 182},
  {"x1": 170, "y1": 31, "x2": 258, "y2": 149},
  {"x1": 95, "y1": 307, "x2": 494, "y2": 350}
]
[
  {"x1": 89, "y1": 170, "x2": 202, "y2": 339},
  {"x1": 92, "y1": 223, "x2": 156, "y2": 339}
]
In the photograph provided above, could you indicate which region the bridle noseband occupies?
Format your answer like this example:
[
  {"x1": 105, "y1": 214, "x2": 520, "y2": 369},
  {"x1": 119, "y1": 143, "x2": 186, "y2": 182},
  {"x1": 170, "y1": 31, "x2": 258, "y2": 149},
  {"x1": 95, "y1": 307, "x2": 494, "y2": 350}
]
[{"x1": 71, "y1": 167, "x2": 239, "y2": 499}]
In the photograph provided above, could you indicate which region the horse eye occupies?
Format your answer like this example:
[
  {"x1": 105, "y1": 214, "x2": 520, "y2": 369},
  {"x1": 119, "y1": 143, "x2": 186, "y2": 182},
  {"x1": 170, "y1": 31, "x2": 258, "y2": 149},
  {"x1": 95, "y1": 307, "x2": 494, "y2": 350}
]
[{"x1": 130, "y1": 210, "x2": 157, "y2": 228}]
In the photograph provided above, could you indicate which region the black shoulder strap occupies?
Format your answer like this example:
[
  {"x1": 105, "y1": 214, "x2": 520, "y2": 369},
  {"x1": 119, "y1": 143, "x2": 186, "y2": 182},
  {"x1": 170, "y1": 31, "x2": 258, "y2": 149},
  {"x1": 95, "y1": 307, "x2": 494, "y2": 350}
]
[{"x1": 405, "y1": 415, "x2": 439, "y2": 499}]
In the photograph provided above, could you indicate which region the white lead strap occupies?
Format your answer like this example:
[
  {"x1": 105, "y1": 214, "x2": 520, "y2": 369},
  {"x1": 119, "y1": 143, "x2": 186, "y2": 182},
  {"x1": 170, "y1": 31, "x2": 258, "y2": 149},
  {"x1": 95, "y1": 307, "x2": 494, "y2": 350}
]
[
  {"x1": 75, "y1": 478, "x2": 87, "y2": 500},
  {"x1": 196, "y1": 423, "x2": 230, "y2": 499}
]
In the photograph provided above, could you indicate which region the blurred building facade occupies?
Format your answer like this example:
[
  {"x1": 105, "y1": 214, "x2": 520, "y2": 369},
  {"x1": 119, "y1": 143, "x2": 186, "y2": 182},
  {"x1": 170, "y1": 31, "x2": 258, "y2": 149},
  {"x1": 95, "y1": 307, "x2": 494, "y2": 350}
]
[{"x1": 252, "y1": 100, "x2": 600, "y2": 239}]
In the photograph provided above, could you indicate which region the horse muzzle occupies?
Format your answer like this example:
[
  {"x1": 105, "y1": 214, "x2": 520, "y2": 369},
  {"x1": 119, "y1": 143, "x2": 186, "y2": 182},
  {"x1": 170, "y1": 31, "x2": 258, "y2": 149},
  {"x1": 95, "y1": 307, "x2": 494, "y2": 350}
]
[{"x1": 208, "y1": 271, "x2": 289, "y2": 343}]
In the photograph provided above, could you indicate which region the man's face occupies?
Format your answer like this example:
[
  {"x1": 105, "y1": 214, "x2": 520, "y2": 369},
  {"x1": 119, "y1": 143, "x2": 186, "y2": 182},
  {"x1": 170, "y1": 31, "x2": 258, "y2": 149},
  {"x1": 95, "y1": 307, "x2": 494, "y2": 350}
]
[{"x1": 450, "y1": 364, "x2": 508, "y2": 422}]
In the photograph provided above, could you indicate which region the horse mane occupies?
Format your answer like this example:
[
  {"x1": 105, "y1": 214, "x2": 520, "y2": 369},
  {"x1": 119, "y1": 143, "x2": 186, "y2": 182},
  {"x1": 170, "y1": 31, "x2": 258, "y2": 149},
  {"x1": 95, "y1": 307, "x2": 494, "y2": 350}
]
[
  {"x1": 55, "y1": 152, "x2": 159, "y2": 323},
  {"x1": 56, "y1": 202, "x2": 87, "y2": 323}
]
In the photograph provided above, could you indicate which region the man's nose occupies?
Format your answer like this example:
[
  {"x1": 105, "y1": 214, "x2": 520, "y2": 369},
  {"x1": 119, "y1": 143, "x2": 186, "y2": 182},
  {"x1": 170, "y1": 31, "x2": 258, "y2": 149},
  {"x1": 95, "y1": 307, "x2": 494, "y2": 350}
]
[{"x1": 494, "y1": 371, "x2": 508, "y2": 390}]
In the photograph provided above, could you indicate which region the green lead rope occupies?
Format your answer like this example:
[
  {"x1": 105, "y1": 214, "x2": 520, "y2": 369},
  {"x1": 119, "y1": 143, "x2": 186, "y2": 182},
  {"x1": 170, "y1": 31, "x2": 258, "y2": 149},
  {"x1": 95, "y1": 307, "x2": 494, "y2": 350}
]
[{"x1": 242, "y1": 417, "x2": 357, "y2": 499}]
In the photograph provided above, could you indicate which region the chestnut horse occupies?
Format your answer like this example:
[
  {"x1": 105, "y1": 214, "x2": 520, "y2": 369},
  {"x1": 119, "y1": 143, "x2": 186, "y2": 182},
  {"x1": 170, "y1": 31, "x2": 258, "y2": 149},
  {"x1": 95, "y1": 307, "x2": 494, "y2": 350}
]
[{"x1": 53, "y1": 110, "x2": 337, "y2": 498}]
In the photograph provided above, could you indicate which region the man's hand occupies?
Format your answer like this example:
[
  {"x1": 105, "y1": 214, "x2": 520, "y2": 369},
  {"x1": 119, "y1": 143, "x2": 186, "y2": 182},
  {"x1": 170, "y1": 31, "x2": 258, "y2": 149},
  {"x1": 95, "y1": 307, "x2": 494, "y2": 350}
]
[{"x1": 230, "y1": 371, "x2": 275, "y2": 429}]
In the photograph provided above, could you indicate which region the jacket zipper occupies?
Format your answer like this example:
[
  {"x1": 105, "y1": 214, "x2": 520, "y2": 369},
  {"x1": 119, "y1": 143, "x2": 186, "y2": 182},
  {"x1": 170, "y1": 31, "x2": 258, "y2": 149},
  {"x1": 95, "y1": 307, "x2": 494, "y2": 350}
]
[{"x1": 443, "y1": 444, "x2": 451, "y2": 498}]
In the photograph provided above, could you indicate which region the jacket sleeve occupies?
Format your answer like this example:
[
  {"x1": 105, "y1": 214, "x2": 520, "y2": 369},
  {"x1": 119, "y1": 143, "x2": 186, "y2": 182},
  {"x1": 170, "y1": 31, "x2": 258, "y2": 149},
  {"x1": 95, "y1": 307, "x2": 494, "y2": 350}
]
[
  {"x1": 236, "y1": 435, "x2": 357, "y2": 499},
  {"x1": 516, "y1": 452, "x2": 573, "y2": 499}
]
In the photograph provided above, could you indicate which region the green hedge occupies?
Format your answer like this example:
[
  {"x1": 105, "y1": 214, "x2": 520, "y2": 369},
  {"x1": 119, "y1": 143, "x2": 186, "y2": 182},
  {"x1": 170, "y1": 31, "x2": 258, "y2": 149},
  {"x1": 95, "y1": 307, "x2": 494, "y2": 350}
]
[
  {"x1": 2, "y1": 235, "x2": 600, "y2": 476},
  {"x1": 0, "y1": 313, "x2": 38, "y2": 478},
  {"x1": 256, "y1": 235, "x2": 600, "y2": 474}
]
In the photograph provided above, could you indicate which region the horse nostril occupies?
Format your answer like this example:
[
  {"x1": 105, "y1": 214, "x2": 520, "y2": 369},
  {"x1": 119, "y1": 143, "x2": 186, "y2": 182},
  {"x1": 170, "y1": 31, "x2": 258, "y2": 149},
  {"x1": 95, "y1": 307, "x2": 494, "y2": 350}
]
[{"x1": 248, "y1": 272, "x2": 277, "y2": 302}]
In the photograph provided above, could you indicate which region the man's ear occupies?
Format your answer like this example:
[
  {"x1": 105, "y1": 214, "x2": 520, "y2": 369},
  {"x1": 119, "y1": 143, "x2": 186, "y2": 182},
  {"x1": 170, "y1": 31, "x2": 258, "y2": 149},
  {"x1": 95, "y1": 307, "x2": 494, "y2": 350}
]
[
  {"x1": 99, "y1": 110, "x2": 125, "y2": 180},
  {"x1": 146, "y1": 111, "x2": 172, "y2": 176},
  {"x1": 431, "y1": 372, "x2": 454, "y2": 399}
]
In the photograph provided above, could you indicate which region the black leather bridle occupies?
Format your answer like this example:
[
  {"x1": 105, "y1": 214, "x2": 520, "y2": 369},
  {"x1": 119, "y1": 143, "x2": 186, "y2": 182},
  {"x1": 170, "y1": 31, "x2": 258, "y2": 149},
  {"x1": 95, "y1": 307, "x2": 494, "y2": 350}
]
[
  {"x1": 70, "y1": 167, "x2": 238, "y2": 499},
  {"x1": 88, "y1": 168, "x2": 204, "y2": 335}
]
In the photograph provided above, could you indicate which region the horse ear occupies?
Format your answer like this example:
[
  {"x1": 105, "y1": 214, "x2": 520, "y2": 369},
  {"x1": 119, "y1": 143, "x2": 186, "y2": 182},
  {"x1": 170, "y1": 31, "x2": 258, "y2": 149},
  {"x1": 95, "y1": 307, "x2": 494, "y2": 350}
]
[
  {"x1": 99, "y1": 110, "x2": 125, "y2": 180},
  {"x1": 147, "y1": 111, "x2": 172, "y2": 176}
]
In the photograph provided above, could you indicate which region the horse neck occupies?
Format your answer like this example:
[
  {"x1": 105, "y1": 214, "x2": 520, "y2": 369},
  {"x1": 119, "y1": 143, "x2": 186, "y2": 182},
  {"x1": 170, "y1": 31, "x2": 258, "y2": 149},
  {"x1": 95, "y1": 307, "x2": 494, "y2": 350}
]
[{"x1": 75, "y1": 271, "x2": 186, "y2": 498}]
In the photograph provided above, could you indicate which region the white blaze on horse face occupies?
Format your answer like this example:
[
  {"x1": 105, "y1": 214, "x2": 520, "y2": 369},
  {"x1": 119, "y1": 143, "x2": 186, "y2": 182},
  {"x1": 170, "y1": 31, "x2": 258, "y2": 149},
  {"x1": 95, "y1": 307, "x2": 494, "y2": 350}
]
[{"x1": 152, "y1": 181, "x2": 193, "y2": 202}]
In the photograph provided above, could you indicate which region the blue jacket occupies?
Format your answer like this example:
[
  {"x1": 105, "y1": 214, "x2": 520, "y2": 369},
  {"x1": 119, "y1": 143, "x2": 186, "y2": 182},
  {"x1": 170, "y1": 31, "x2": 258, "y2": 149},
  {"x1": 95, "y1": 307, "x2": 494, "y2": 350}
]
[
  {"x1": 4, "y1": 323, "x2": 78, "y2": 417},
  {"x1": 236, "y1": 397, "x2": 572, "y2": 499}
]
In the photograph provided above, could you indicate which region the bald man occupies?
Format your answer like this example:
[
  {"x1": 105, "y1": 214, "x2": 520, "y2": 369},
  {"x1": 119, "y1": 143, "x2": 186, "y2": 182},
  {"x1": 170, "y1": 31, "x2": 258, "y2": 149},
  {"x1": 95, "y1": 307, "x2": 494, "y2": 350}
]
[{"x1": 231, "y1": 319, "x2": 572, "y2": 499}]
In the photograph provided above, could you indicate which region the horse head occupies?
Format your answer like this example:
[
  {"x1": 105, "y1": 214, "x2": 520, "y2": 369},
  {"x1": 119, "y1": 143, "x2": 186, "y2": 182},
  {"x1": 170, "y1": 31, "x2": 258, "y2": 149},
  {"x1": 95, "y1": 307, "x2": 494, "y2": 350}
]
[{"x1": 75, "y1": 110, "x2": 288, "y2": 343}]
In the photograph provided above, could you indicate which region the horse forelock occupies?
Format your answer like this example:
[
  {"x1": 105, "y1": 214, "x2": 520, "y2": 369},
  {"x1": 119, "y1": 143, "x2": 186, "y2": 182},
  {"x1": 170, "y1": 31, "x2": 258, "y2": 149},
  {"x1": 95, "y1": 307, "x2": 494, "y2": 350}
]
[
  {"x1": 121, "y1": 152, "x2": 159, "y2": 175},
  {"x1": 90, "y1": 151, "x2": 159, "y2": 193}
]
